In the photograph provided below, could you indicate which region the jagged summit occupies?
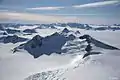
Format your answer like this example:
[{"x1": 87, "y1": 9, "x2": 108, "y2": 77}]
[
  {"x1": 79, "y1": 34, "x2": 120, "y2": 50},
  {"x1": 13, "y1": 32, "x2": 77, "y2": 58},
  {"x1": 79, "y1": 34, "x2": 120, "y2": 58},
  {"x1": 3, "y1": 32, "x2": 7, "y2": 35},
  {"x1": 32, "y1": 35, "x2": 43, "y2": 42},
  {"x1": 75, "y1": 31, "x2": 81, "y2": 34},
  {"x1": 14, "y1": 33, "x2": 67, "y2": 58},
  {"x1": 62, "y1": 28, "x2": 70, "y2": 33},
  {"x1": 25, "y1": 35, "x2": 43, "y2": 48},
  {"x1": 68, "y1": 34, "x2": 76, "y2": 40},
  {"x1": 0, "y1": 31, "x2": 7, "y2": 35}
]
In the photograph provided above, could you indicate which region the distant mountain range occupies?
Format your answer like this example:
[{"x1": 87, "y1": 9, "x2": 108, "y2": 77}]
[
  {"x1": 0, "y1": 35, "x2": 28, "y2": 44},
  {"x1": 0, "y1": 23, "x2": 120, "y2": 31}
]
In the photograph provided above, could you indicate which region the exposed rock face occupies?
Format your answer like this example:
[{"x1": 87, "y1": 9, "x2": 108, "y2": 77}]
[
  {"x1": 3, "y1": 32, "x2": 7, "y2": 35},
  {"x1": 0, "y1": 35, "x2": 28, "y2": 44},
  {"x1": 23, "y1": 29, "x2": 37, "y2": 33},
  {"x1": 14, "y1": 33, "x2": 68, "y2": 58},
  {"x1": 24, "y1": 35, "x2": 43, "y2": 58},
  {"x1": 62, "y1": 28, "x2": 70, "y2": 33},
  {"x1": 75, "y1": 31, "x2": 81, "y2": 34},
  {"x1": 5, "y1": 29, "x2": 20, "y2": 34},
  {"x1": 68, "y1": 34, "x2": 76, "y2": 40},
  {"x1": 79, "y1": 34, "x2": 120, "y2": 50},
  {"x1": 0, "y1": 25, "x2": 5, "y2": 31},
  {"x1": 13, "y1": 30, "x2": 77, "y2": 58},
  {"x1": 0, "y1": 32, "x2": 7, "y2": 35},
  {"x1": 79, "y1": 34, "x2": 120, "y2": 58}
]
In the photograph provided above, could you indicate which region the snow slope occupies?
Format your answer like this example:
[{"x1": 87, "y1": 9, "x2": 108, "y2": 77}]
[
  {"x1": 24, "y1": 31, "x2": 120, "y2": 80},
  {"x1": 0, "y1": 26, "x2": 120, "y2": 80}
]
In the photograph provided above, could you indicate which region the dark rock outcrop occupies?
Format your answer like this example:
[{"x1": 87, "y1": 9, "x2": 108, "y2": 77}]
[
  {"x1": 23, "y1": 29, "x2": 37, "y2": 33},
  {"x1": 0, "y1": 35, "x2": 28, "y2": 44},
  {"x1": 79, "y1": 34, "x2": 120, "y2": 50},
  {"x1": 79, "y1": 34, "x2": 120, "y2": 58},
  {"x1": 13, "y1": 31, "x2": 77, "y2": 58},
  {"x1": 5, "y1": 29, "x2": 20, "y2": 34},
  {"x1": 62, "y1": 28, "x2": 70, "y2": 33}
]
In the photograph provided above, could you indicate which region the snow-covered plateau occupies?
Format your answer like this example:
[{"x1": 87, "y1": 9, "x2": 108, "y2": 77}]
[{"x1": 0, "y1": 23, "x2": 120, "y2": 80}]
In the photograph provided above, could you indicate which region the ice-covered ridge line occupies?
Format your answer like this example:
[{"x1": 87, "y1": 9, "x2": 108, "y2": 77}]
[
  {"x1": 79, "y1": 34, "x2": 120, "y2": 50},
  {"x1": 25, "y1": 55, "x2": 85, "y2": 80}
]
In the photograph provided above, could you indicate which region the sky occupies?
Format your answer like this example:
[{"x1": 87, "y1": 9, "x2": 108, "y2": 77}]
[{"x1": 0, "y1": 0, "x2": 120, "y2": 24}]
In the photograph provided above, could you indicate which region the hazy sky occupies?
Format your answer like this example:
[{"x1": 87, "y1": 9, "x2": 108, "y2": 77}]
[{"x1": 0, "y1": 0, "x2": 120, "y2": 24}]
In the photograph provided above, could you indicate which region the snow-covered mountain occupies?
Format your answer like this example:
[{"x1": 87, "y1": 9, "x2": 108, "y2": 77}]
[
  {"x1": 13, "y1": 27, "x2": 119, "y2": 59},
  {"x1": 61, "y1": 28, "x2": 70, "y2": 33},
  {"x1": 25, "y1": 37, "x2": 120, "y2": 80},
  {"x1": 5, "y1": 28, "x2": 21, "y2": 34},
  {"x1": 0, "y1": 23, "x2": 120, "y2": 80},
  {"x1": 25, "y1": 36, "x2": 120, "y2": 80},
  {"x1": 1, "y1": 23, "x2": 120, "y2": 31},
  {"x1": 0, "y1": 31, "x2": 7, "y2": 35},
  {"x1": 79, "y1": 34, "x2": 120, "y2": 50},
  {"x1": 0, "y1": 24, "x2": 5, "y2": 31},
  {"x1": 0, "y1": 35, "x2": 28, "y2": 44},
  {"x1": 13, "y1": 28, "x2": 77, "y2": 58}
]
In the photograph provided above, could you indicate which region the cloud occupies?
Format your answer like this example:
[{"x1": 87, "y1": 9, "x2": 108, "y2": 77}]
[
  {"x1": 26, "y1": 0, "x2": 120, "y2": 11},
  {"x1": 0, "y1": 11, "x2": 120, "y2": 24},
  {"x1": 0, "y1": 12, "x2": 79, "y2": 23},
  {"x1": 72, "y1": 0, "x2": 120, "y2": 8},
  {"x1": 26, "y1": 7, "x2": 64, "y2": 10},
  {"x1": 0, "y1": 10, "x2": 9, "y2": 12}
]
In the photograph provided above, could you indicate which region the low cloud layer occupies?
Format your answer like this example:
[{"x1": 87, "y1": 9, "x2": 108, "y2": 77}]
[
  {"x1": 0, "y1": 12, "x2": 79, "y2": 23},
  {"x1": 0, "y1": 12, "x2": 119, "y2": 24}
]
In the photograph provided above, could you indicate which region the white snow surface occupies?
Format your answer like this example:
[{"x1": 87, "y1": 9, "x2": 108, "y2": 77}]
[{"x1": 0, "y1": 26, "x2": 120, "y2": 80}]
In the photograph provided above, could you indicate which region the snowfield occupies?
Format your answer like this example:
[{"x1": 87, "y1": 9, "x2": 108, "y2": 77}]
[{"x1": 0, "y1": 25, "x2": 120, "y2": 80}]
